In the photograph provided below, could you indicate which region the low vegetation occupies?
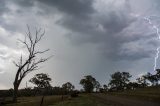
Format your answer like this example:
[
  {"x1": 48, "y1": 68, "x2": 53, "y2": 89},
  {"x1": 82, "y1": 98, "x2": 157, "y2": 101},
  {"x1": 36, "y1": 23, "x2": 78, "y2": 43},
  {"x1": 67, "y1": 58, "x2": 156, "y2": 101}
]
[
  {"x1": 51, "y1": 95, "x2": 110, "y2": 106},
  {"x1": 5, "y1": 95, "x2": 68, "y2": 106},
  {"x1": 106, "y1": 85, "x2": 160, "y2": 103}
]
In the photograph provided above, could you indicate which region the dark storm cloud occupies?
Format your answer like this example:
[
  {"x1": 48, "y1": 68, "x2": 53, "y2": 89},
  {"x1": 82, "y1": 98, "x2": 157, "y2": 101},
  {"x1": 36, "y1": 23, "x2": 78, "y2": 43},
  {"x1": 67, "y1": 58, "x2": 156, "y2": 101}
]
[
  {"x1": 55, "y1": 0, "x2": 154, "y2": 61},
  {"x1": 0, "y1": 0, "x2": 9, "y2": 15},
  {"x1": 34, "y1": 0, "x2": 154, "y2": 61},
  {"x1": 13, "y1": 0, "x2": 35, "y2": 7},
  {"x1": 37, "y1": 0, "x2": 95, "y2": 18},
  {"x1": 1, "y1": 0, "x2": 156, "y2": 61},
  {"x1": 10, "y1": 0, "x2": 95, "y2": 18},
  {"x1": 3, "y1": 0, "x2": 34, "y2": 9}
]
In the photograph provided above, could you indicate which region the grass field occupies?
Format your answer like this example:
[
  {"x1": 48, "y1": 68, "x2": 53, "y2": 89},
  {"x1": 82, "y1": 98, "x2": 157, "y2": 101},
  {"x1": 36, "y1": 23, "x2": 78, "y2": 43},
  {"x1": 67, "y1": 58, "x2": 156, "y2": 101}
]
[
  {"x1": 106, "y1": 86, "x2": 160, "y2": 103},
  {"x1": 4, "y1": 95, "x2": 116, "y2": 106},
  {"x1": 4, "y1": 86, "x2": 160, "y2": 106},
  {"x1": 51, "y1": 95, "x2": 113, "y2": 106},
  {"x1": 5, "y1": 95, "x2": 68, "y2": 106},
  {"x1": 52, "y1": 86, "x2": 160, "y2": 106}
]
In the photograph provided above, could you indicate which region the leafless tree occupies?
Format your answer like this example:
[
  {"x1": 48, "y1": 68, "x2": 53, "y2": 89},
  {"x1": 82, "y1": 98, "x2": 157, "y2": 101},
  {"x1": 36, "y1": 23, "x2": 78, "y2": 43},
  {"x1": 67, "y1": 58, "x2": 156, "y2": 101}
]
[{"x1": 13, "y1": 26, "x2": 51, "y2": 102}]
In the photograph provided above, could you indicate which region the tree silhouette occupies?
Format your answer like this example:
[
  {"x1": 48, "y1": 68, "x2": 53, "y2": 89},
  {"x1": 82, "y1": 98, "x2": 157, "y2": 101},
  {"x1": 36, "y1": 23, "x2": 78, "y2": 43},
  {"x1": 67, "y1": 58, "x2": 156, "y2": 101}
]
[
  {"x1": 136, "y1": 75, "x2": 149, "y2": 88},
  {"x1": 126, "y1": 82, "x2": 139, "y2": 90},
  {"x1": 30, "y1": 73, "x2": 52, "y2": 106},
  {"x1": 103, "y1": 84, "x2": 108, "y2": 92},
  {"x1": 62, "y1": 82, "x2": 75, "y2": 93},
  {"x1": 29, "y1": 73, "x2": 52, "y2": 88},
  {"x1": 144, "y1": 72, "x2": 158, "y2": 86},
  {"x1": 108, "y1": 72, "x2": 132, "y2": 91},
  {"x1": 80, "y1": 75, "x2": 96, "y2": 93},
  {"x1": 95, "y1": 81, "x2": 101, "y2": 92},
  {"x1": 155, "y1": 69, "x2": 160, "y2": 84},
  {"x1": 13, "y1": 27, "x2": 50, "y2": 102}
]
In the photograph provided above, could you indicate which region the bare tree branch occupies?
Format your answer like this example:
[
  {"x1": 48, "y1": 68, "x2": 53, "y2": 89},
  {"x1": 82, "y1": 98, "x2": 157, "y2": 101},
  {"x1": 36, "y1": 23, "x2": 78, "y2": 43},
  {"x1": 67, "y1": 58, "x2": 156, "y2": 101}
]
[
  {"x1": 34, "y1": 49, "x2": 50, "y2": 55},
  {"x1": 13, "y1": 26, "x2": 51, "y2": 102},
  {"x1": 13, "y1": 61, "x2": 19, "y2": 67}
]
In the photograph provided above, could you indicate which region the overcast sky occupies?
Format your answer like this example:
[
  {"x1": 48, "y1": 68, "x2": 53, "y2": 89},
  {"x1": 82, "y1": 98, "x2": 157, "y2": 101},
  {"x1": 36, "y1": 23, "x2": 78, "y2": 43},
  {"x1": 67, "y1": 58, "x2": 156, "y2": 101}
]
[{"x1": 0, "y1": 0, "x2": 160, "y2": 89}]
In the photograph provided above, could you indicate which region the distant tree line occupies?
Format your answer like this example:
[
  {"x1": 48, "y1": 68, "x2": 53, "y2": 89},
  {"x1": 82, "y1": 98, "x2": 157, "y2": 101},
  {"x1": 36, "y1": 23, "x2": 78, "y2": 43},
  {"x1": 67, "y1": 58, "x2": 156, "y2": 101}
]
[
  {"x1": 79, "y1": 69, "x2": 160, "y2": 93},
  {"x1": 1, "y1": 69, "x2": 160, "y2": 98},
  {"x1": 0, "y1": 73, "x2": 77, "y2": 98}
]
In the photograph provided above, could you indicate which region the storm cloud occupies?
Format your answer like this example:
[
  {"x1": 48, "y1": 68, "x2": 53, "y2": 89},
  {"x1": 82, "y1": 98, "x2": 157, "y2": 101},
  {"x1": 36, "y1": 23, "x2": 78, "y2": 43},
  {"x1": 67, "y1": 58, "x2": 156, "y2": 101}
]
[
  {"x1": 0, "y1": 0, "x2": 160, "y2": 89},
  {"x1": 48, "y1": 0, "x2": 156, "y2": 61}
]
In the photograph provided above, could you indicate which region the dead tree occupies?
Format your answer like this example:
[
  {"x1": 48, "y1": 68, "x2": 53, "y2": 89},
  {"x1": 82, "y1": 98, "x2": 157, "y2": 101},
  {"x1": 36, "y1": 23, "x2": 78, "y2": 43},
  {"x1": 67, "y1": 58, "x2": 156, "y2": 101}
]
[{"x1": 13, "y1": 27, "x2": 50, "y2": 102}]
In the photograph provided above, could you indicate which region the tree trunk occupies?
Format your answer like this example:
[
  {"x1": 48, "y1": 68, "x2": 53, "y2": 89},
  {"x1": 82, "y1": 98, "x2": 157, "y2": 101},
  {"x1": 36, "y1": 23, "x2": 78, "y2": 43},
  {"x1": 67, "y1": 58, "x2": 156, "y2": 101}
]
[
  {"x1": 40, "y1": 95, "x2": 45, "y2": 106},
  {"x1": 13, "y1": 84, "x2": 18, "y2": 102},
  {"x1": 61, "y1": 94, "x2": 64, "y2": 101}
]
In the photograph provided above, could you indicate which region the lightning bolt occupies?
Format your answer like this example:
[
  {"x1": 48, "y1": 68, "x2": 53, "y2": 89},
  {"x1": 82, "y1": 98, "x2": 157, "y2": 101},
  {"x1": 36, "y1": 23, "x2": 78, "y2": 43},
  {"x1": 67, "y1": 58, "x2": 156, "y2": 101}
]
[{"x1": 144, "y1": 16, "x2": 160, "y2": 71}]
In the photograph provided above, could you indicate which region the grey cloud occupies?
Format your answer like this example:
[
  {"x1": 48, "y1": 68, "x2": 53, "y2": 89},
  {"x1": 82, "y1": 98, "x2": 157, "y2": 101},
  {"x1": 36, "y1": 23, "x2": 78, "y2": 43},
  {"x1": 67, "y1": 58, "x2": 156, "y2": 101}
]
[
  {"x1": 11, "y1": 0, "x2": 95, "y2": 18},
  {"x1": 56, "y1": 0, "x2": 155, "y2": 61},
  {"x1": 0, "y1": 0, "x2": 9, "y2": 15},
  {"x1": 37, "y1": 0, "x2": 95, "y2": 18},
  {"x1": 98, "y1": 12, "x2": 134, "y2": 34},
  {"x1": 0, "y1": 69, "x2": 4, "y2": 74},
  {"x1": 1, "y1": 0, "x2": 158, "y2": 62},
  {"x1": 12, "y1": 0, "x2": 35, "y2": 7}
]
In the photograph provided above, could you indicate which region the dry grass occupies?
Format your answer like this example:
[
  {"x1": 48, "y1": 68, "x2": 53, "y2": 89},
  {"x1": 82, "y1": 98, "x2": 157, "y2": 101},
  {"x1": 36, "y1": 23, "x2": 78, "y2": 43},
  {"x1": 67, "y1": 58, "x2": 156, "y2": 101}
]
[
  {"x1": 5, "y1": 95, "x2": 68, "y2": 106},
  {"x1": 106, "y1": 86, "x2": 160, "y2": 103}
]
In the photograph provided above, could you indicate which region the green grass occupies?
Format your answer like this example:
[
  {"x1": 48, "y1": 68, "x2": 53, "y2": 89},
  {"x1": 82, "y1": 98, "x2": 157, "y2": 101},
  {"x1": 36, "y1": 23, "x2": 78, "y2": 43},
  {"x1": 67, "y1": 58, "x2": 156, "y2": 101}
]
[
  {"x1": 4, "y1": 86, "x2": 160, "y2": 106},
  {"x1": 107, "y1": 86, "x2": 160, "y2": 103},
  {"x1": 51, "y1": 94, "x2": 114, "y2": 106},
  {"x1": 4, "y1": 94, "x2": 117, "y2": 106},
  {"x1": 4, "y1": 95, "x2": 111, "y2": 106},
  {"x1": 5, "y1": 95, "x2": 68, "y2": 106}
]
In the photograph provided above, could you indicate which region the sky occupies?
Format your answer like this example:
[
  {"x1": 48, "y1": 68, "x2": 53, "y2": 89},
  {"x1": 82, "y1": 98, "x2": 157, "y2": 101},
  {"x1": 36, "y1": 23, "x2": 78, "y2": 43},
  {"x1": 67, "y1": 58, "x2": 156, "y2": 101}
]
[{"x1": 0, "y1": 0, "x2": 160, "y2": 90}]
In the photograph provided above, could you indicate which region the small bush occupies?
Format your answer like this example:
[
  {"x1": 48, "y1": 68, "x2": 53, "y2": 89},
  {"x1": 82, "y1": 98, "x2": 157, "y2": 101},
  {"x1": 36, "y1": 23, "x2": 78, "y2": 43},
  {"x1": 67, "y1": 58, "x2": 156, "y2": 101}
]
[{"x1": 70, "y1": 91, "x2": 79, "y2": 98}]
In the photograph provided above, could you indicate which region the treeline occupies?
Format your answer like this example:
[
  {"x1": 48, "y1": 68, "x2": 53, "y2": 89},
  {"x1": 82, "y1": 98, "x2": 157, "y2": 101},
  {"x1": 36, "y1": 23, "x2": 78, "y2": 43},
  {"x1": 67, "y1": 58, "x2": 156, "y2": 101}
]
[
  {"x1": 1, "y1": 69, "x2": 160, "y2": 97},
  {"x1": 80, "y1": 69, "x2": 160, "y2": 93},
  {"x1": 0, "y1": 73, "x2": 78, "y2": 97},
  {"x1": 0, "y1": 86, "x2": 76, "y2": 97}
]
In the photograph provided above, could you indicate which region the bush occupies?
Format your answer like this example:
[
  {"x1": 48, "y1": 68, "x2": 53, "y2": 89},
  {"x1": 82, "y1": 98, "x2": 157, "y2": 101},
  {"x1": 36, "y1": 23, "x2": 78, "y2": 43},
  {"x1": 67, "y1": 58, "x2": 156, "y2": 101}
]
[{"x1": 70, "y1": 91, "x2": 79, "y2": 98}]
